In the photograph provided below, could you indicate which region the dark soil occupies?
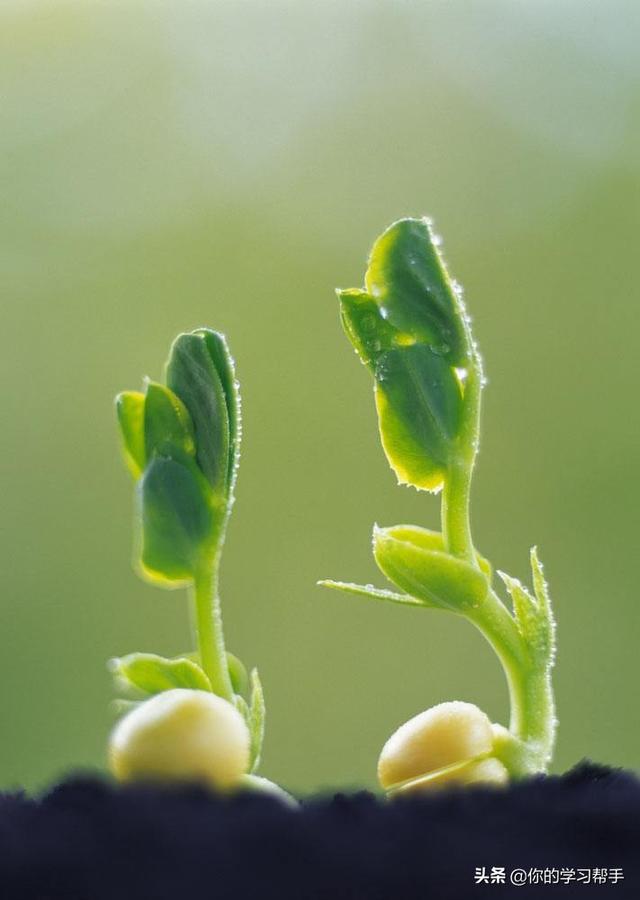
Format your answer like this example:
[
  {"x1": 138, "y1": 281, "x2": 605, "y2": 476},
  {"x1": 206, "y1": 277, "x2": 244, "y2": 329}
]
[{"x1": 0, "y1": 762, "x2": 637, "y2": 899}]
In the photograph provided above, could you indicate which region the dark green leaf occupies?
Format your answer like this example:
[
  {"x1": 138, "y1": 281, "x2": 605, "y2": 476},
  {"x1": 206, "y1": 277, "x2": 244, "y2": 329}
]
[
  {"x1": 337, "y1": 218, "x2": 473, "y2": 491},
  {"x1": 365, "y1": 218, "x2": 469, "y2": 365},
  {"x1": 195, "y1": 329, "x2": 241, "y2": 493},
  {"x1": 374, "y1": 344, "x2": 463, "y2": 490},
  {"x1": 166, "y1": 332, "x2": 230, "y2": 498},
  {"x1": 138, "y1": 455, "x2": 214, "y2": 585}
]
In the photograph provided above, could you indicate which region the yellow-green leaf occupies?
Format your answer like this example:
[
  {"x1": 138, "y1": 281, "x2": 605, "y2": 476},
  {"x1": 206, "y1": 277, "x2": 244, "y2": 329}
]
[
  {"x1": 110, "y1": 652, "x2": 212, "y2": 695},
  {"x1": 143, "y1": 381, "x2": 196, "y2": 462},
  {"x1": 115, "y1": 391, "x2": 146, "y2": 479},
  {"x1": 373, "y1": 525, "x2": 489, "y2": 612}
]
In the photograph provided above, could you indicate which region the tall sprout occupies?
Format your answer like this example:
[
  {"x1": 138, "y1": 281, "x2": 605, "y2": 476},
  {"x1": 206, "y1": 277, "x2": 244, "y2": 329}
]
[{"x1": 321, "y1": 219, "x2": 556, "y2": 792}]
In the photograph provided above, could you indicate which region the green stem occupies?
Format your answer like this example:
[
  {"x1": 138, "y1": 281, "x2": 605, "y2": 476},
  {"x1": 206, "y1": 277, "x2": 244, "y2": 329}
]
[
  {"x1": 468, "y1": 589, "x2": 555, "y2": 774},
  {"x1": 440, "y1": 344, "x2": 555, "y2": 775},
  {"x1": 191, "y1": 553, "x2": 234, "y2": 701},
  {"x1": 442, "y1": 460, "x2": 474, "y2": 560},
  {"x1": 442, "y1": 361, "x2": 482, "y2": 561},
  {"x1": 503, "y1": 657, "x2": 555, "y2": 770}
]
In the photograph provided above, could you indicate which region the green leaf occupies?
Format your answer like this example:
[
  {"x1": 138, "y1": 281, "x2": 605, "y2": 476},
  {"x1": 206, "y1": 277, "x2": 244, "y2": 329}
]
[
  {"x1": 318, "y1": 579, "x2": 426, "y2": 608},
  {"x1": 248, "y1": 668, "x2": 265, "y2": 773},
  {"x1": 234, "y1": 692, "x2": 251, "y2": 720},
  {"x1": 143, "y1": 381, "x2": 196, "y2": 462},
  {"x1": 530, "y1": 548, "x2": 551, "y2": 616},
  {"x1": 195, "y1": 329, "x2": 241, "y2": 494},
  {"x1": 497, "y1": 570, "x2": 539, "y2": 641},
  {"x1": 530, "y1": 548, "x2": 556, "y2": 661},
  {"x1": 109, "y1": 652, "x2": 212, "y2": 695},
  {"x1": 383, "y1": 525, "x2": 492, "y2": 582},
  {"x1": 166, "y1": 331, "x2": 230, "y2": 498},
  {"x1": 174, "y1": 649, "x2": 247, "y2": 696},
  {"x1": 374, "y1": 344, "x2": 463, "y2": 490},
  {"x1": 365, "y1": 218, "x2": 469, "y2": 366},
  {"x1": 497, "y1": 550, "x2": 555, "y2": 665},
  {"x1": 138, "y1": 455, "x2": 214, "y2": 585},
  {"x1": 226, "y1": 651, "x2": 248, "y2": 697},
  {"x1": 338, "y1": 289, "x2": 399, "y2": 367},
  {"x1": 373, "y1": 525, "x2": 489, "y2": 611},
  {"x1": 337, "y1": 218, "x2": 473, "y2": 491},
  {"x1": 115, "y1": 391, "x2": 146, "y2": 479},
  {"x1": 386, "y1": 524, "x2": 444, "y2": 550}
]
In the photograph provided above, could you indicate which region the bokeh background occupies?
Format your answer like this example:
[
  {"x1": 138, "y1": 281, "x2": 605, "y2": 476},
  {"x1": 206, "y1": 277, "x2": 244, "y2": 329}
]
[{"x1": 1, "y1": 0, "x2": 638, "y2": 793}]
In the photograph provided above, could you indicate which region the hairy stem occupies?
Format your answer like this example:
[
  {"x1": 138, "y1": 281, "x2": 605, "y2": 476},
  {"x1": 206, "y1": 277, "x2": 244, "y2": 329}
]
[
  {"x1": 441, "y1": 346, "x2": 555, "y2": 774},
  {"x1": 191, "y1": 554, "x2": 233, "y2": 701},
  {"x1": 442, "y1": 459, "x2": 474, "y2": 560},
  {"x1": 442, "y1": 359, "x2": 482, "y2": 561},
  {"x1": 505, "y1": 659, "x2": 555, "y2": 770},
  {"x1": 468, "y1": 588, "x2": 555, "y2": 774}
]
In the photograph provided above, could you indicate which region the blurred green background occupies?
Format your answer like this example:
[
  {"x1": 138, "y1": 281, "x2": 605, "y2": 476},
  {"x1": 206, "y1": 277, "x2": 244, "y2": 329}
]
[{"x1": 1, "y1": 0, "x2": 638, "y2": 793}]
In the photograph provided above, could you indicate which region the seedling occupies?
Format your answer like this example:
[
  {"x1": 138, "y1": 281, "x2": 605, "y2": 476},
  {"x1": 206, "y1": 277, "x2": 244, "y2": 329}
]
[
  {"x1": 321, "y1": 219, "x2": 556, "y2": 793},
  {"x1": 109, "y1": 329, "x2": 285, "y2": 799}
]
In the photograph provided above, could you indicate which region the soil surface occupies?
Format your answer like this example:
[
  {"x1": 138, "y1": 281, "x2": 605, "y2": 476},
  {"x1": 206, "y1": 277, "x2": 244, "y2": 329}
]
[{"x1": 0, "y1": 762, "x2": 637, "y2": 899}]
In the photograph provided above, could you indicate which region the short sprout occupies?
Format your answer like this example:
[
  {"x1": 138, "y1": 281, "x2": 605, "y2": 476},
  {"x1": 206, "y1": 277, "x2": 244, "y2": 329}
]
[
  {"x1": 111, "y1": 331, "x2": 275, "y2": 796},
  {"x1": 378, "y1": 702, "x2": 508, "y2": 794}
]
